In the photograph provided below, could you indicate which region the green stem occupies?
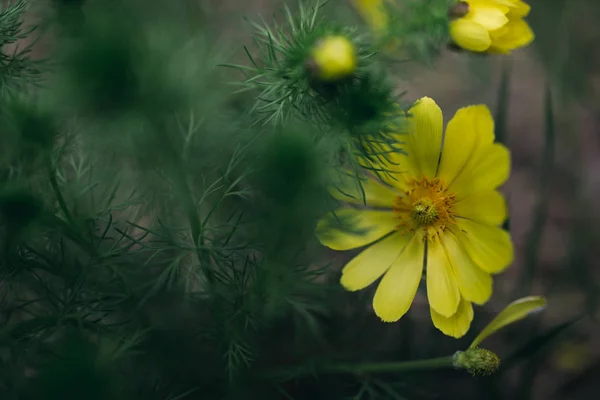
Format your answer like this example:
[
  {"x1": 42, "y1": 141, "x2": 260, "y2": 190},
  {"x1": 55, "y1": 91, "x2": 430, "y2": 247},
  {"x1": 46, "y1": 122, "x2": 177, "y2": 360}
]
[
  {"x1": 494, "y1": 58, "x2": 511, "y2": 147},
  {"x1": 266, "y1": 356, "x2": 455, "y2": 380},
  {"x1": 513, "y1": 83, "x2": 554, "y2": 298},
  {"x1": 151, "y1": 117, "x2": 215, "y2": 287},
  {"x1": 177, "y1": 172, "x2": 215, "y2": 286},
  {"x1": 47, "y1": 158, "x2": 76, "y2": 227},
  {"x1": 322, "y1": 356, "x2": 455, "y2": 374}
]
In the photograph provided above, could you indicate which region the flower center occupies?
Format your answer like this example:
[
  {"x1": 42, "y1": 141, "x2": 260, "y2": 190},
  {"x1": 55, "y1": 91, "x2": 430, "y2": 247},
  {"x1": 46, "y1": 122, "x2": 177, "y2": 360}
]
[
  {"x1": 394, "y1": 177, "x2": 457, "y2": 241},
  {"x1": 411, "y1": 198, "x2": 439, "y2": 226}
]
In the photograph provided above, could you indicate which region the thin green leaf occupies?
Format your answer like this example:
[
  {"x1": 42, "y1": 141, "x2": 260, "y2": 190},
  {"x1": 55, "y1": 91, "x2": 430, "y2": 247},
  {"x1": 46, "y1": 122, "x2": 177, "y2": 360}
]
[{"x1": 513, "y1": 82, "x2": 555, "y2": 297}]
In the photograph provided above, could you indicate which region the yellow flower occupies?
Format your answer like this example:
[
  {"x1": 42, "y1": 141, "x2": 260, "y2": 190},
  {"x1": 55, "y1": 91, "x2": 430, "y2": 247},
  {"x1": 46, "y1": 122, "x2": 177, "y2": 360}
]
[
  {"x1": 449, "y1": 0, "x2": 534, "y2": 53},
  {"x1": 350, "y1": 0, "x2": 402, "y2": 54},
  {"x1": 316, "y1": 97, "x2": 513, "y2": 338},
  {"x1": 309, "y1": 36, "x2": 357, "y2": 82},
  {"x1": 351, "y1": 0, "x2": 389, "y2": 34},
  {"x1": 551, "y1": 341, "x2": 590, "y2": 372}
]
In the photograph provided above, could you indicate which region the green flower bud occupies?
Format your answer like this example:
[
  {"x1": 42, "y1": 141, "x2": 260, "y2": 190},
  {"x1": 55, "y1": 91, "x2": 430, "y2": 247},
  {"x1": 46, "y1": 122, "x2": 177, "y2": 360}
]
[{"x1": 453, "y1": 347, "x2": 501, "y2": 376}]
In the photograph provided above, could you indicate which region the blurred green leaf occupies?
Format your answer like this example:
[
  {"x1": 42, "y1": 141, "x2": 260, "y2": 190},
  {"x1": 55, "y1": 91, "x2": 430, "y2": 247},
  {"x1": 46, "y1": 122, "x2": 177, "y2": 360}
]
[
  {"x1": 552, "y1": 359, "x2": 600, "y2": 399},
  {"x1": 494, "y1": 59, "x2": 511, "y2": 146},
  {"x1": 500, "y1": 313, "x2": 584, "y2": 372},
  {"x1": 514, "y1": 82, "x2": 555, "y2": 297}
]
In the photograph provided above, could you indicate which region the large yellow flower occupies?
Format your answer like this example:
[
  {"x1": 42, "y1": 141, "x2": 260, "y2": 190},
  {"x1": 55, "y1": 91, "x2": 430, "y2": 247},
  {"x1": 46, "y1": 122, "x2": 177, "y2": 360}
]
[
  {"x1": 449, "y1": 0, "x2": 534, "y2": 53},
  {"x1": 316, "y1": 97, "x2": 513, "y2": 338}
]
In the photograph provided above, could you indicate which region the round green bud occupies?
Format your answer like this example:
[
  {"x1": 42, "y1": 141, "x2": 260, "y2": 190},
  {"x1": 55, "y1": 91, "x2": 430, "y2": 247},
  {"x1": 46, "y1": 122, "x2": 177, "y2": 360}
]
[{"x1": 308, "y1": 35, "x2": 357, "y2": 82}]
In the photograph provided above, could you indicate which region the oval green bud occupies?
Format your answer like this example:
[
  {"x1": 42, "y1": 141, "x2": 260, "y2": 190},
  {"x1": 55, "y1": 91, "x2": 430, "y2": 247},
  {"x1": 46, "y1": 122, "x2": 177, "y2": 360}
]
[{"x1": 453, "y1": 347, "x2": 501, "y2": 376}]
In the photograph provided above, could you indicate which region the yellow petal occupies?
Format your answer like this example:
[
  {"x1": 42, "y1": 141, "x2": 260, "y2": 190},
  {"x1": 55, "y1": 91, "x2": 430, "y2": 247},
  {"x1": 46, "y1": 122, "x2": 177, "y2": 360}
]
[
  {"x1": 490, "y1": 19, "x2": 534, "y2": 53},
  {"x1": 449, "y1": 143, "x2": 511, "y2": 200},
  {"x1": 373, "y1": 234, "x2": 424, "y2": 322},
  {"x1": 405, "y1": 97, "x2": 444, "y2": 178},
  {"x1": 454, "y1": 190, "x2": 507, "y2": 226},
  {"x1": 356, "y1": 146, "x2": 414, "y2": 191},
  {"x1": 453, "y1": 220, "x2": 513, "y2": 274},
  {"x1": 492, "y1": 0, "x2": 531, "y2": 18},
  {"x1": 467, "y1": 0, "x2": 508, "y2": 9},
  {"x1": 442, "y1": 231, "x2": 493, "y2": 305},
  {"x1": 430, "y1": 297, "x2": 474, "y2": 338},
  {"x1": 316, "y1": 208, "x2": 397, "y2": 251},
  {"x1": 329, "y1": 170, "x2": 399, "y2": 208},
  {"x1": 341, "y1": 231, "x2": 411, "y2": 291},
  {"x1": 426, "y1": 239, "x2": 460, "y2": 317},
  {"x1": 450, "y1": 19, "x2": 492, "y2": 52},
  {"x1": 352, "y1": 0, "x2": 389, "y2": 32},
  {"x1": 438, "y1": 104, "x2": 495, "y2": 186},
  {"x1": 470, "y1": 296, "x2": 547, "y2": 348},
  {"x1": 466, "y1": 5, "x2": 509, "y2": 31},
  {"x1": 509, "y1": 1, "x2": 531, "y2": 18}
]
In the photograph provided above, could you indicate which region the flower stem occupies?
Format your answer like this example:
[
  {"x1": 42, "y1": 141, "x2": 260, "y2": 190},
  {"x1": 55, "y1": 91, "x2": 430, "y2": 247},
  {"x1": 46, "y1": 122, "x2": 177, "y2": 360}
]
[
  {"x1": 47, "y1": 158, "x2": 76, "y2": 228},
  {"x1": 151, "y1": 117, "x2": 215, "y2": 287},
  {"x1": 266, "y1": 356, "x2": 455, "y2": 380},
  {"x1": 321, "y1": 356, "x2": 455, "y2": 374}
]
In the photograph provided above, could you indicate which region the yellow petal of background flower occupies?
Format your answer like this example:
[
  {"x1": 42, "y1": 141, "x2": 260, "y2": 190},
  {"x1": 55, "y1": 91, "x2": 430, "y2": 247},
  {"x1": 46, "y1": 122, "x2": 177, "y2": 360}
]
[
  {"x1": 509, "y1": 1, "x2": 531, "y2": 18},
  {"x1": 470, "y1": 296, "x2": 547, "y2": 348},
  {"x1": 329, "y1": 170, "x2": 399, "y2": 208},
  {"x1": 405, "y1": 97, "x2": 444, "y2": 178},
  {"x1": 454, "y1": 219, "x2": 513, "y2": 274},
  {"x1": 438, "y1": 105, "x2": 495, "y2": 186},
  {"x1": 316, "y1": 208, "x2": 398, "y2": 250},
  {"x1": 450, "y1": 19, "x2": 492, "y2": 52},
  {"x1": 493, "y1": 0, "x2": 531, "y2": 18},
  {"x1": 442, "y1": 231, "x2": 493, "y2": 305},
  {"x1": 352, "y1": 0, "x2": 389, "y2": 32},
  {"x1": 426, "y1": 239, "x2": 460, "y2": 317},
  {"x1": 449, "y1": 143, "x2": 510, "y2": 199},
  {"x1": 341, "y1": 231, "x2": 410, "y2": 291},
  {"x1": 373, "y1": 234, "x2": 424, "y2": 322},
  {"x1": 430, "y1": 297, "x2": 474, "y2": 338},
  {"x1": 454, "y1": 190, "x2": 507, "y2": 226},
  {"x1": 466, "y1": 5, "x2": 509, "y2": 31},
  {"x1": 490, "y1": 19, "x2": 534, "y2": 53}
]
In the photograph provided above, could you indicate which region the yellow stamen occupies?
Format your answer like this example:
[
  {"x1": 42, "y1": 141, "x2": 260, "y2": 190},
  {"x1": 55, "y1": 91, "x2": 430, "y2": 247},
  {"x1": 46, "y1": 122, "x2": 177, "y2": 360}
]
[{"x1": 394, "y1": 177, "x2": 457, "y2": 241}]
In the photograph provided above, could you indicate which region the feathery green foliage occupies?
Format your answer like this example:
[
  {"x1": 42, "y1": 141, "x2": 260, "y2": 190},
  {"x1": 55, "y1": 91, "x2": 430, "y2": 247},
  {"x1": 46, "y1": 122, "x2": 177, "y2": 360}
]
[
  {"x1": 0, "y1": 0, "x2": 593, "y2": 399},
  {"x1": 0, "y1": 1, "x2": 43, "y2": 97}
]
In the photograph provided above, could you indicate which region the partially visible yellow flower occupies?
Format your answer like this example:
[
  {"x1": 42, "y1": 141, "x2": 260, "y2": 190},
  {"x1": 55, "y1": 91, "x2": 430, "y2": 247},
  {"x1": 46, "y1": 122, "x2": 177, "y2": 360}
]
[
  {"x1": 350, "y1": 0, "x2": 402, "y2": 54},
  {"x1": 449, "y1": 0, "x2": 534, "y2": 53},
  {"x1": 317, "y1": 97, "x2": 513, "y2": 338},
  {"x1": 551, "y1": 341, "x2": 591, "y2": 372},
  {"x1": 351, "y1": 0, "x2": 389, "y2": 34},
  {"x1": 309, "y1": 36, "x2": 357, "y2": 82}
]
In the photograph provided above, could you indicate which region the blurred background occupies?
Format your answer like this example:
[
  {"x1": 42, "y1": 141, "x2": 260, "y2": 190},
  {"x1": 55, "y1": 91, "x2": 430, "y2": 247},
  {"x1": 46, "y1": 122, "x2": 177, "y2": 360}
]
[{"x1": 6, "y1": 0, "x2": 600, "y2": 399}]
